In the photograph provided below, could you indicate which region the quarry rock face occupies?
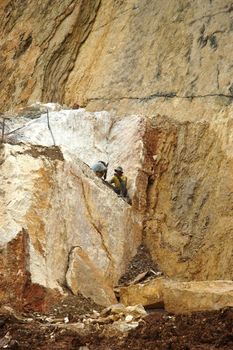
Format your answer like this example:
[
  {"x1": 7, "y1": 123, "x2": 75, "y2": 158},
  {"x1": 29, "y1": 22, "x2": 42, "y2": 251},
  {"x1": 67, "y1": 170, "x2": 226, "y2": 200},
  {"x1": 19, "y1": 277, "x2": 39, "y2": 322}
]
[
  {"x1": 1, "y1": 106, "x2": 233, "y2": 311},
  {"x1": 0, "y1": 141, "x2": 141, "y2": 310},
  {"x1": 143, "y1": 115, "x2": 233, "y2": 281},
  {"x1": 0, "y1": 0, "x2": 232, "y2": 121},
  {"x1": 1, "y1": 0, "x2": 233, "y2": 314}
]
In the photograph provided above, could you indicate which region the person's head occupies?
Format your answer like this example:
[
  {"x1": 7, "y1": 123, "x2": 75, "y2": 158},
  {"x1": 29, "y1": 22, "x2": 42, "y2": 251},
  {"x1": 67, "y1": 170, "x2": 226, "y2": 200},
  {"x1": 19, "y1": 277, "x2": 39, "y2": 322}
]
[{"x1": 115, "y1": 166, "x2": 123, "y2": 176}]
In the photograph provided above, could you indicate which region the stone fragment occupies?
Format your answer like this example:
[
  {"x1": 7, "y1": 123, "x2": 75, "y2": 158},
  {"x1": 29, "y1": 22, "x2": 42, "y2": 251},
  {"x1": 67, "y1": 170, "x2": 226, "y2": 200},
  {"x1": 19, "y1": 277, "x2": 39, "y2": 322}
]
[
  {"x1": 66, "y1": 247, "x2": 117, "y2": 306},
  {"x1": 105, "y1": 304, "x2": 126, "y2": 315},
  {"x1": 120, "y1": 278, "x2": 166, "y2": 307},
  {"x1": 125, "y1": 305, "x2": 147, "y2": 317},
  {"x1": 125, "y1": 315, "x2": 133, "y2": 323},
  {"x1": 120, "y1": 278, "x2": 233, "y2": 314},
  {"x1": 112, "y1": 320, "x2": 139, "y2": 332},
  {"x1": 163, "y1": 280, "x2": 233, "y2": 314}
]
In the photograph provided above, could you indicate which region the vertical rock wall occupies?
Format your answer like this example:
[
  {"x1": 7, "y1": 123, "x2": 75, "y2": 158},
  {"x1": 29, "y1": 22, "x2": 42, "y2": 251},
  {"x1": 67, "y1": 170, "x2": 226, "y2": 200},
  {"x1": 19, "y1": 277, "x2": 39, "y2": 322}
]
[
  {"x1": 1, "y1": 0, "x2": 233, "y2": 305},
  {"x1": 0, "y1": 109, "x2": 148, "y2": 310},
  {"x1": 0, "y1": 0, "x2": 101, "y2": 110},
  {"x1": 141, "y1": 115, "x2": 233, "y2": 280},
  {"x1": 0, "y1": 0, "x2": 232, "y2": 120}
]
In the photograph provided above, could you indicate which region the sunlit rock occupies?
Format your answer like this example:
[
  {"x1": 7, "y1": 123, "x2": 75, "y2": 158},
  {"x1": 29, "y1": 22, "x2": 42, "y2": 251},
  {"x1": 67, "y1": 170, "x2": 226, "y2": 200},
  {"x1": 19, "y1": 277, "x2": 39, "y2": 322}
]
[
  {"x1": 120, "y1": 278, "x2": 233, "y2": 314},
  {"x1": 0, "y1": 142, "x2": 141, "y2": 310}
]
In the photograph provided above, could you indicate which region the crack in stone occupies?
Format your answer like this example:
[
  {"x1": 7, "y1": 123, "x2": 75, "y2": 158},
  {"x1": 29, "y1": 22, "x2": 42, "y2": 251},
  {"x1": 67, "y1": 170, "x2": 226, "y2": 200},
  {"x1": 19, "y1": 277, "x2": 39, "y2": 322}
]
[
  {"x1": 70, "y1": 170, "x2": 112, "y2": 264},
  {"x1": 41, "y1": 0, "x2": 101, "y2": 102},
  {"x1": 91, "y1": 5, "x2": 135, "y2": 33},
  {"x1": 87, "y1": 92, "x2": 233, "y2": 103},
  {"x1": 80, "y1": 178, "x2": 112, "y2": 265}
]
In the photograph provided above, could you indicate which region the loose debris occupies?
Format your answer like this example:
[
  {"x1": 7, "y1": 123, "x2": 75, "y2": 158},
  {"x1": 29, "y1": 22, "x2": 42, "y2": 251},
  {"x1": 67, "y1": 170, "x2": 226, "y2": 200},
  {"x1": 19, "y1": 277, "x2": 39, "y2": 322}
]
[
  {"x1": 118, "y1": 244, "x2": 161, "y2": 286},
  {"x1": 0, "y1": 307, "x2": 232, "y2": 349},
  {"x1": 73, "y1": 303, "x2": 147, "y2": 333}
]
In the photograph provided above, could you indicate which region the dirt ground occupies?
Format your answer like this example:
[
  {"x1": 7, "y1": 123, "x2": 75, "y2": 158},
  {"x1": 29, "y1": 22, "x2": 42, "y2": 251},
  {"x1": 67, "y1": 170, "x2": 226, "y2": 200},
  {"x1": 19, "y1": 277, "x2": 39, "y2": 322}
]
[
  {"x1": 1, "y1": 246, "x2": 232, "y2": 349},
  {"x1": 0, "y1": 308, "x2": 232, "y2": 349}
]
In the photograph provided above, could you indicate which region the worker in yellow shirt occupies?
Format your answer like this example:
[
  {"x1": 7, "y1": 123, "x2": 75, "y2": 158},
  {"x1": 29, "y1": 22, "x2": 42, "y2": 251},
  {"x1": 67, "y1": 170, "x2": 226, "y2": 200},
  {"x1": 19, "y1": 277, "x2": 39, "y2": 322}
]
[{"x1": 109, "y1": 166, "x2": 128, "y2": 197}]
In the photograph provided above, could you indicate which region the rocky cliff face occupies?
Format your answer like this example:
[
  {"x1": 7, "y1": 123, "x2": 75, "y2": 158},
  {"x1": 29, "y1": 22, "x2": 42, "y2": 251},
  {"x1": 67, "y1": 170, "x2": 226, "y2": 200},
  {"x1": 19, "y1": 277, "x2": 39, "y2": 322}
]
[
  {"x1": 0, "y1": 110, "x2": 144, "y2": 310},
  {"x1": 1, "y1": 0, "x2": 233, "y2": 119},
  {"x1": 1, "y1": 0, "x2": 233, "y2": 311},
  {"x1": 142, "y1": 115, "x2": 233, "y2": 280}
]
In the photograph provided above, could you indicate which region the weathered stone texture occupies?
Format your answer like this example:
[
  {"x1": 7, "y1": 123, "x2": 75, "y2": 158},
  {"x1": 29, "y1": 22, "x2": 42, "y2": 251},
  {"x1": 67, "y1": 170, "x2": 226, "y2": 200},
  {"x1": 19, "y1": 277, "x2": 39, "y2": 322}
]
[
  {"x1": 66, "y1": 247, "x2": 117, "y2": 306},
  {"x1": 1, "y1": 0, "x2": 233, "y2": 312},
  {"x1": 142, "y1": 115, "x2": 233, "y2": 280},
  {"x1": 120, "y1": 278, "x2": 233, "y2": 314},
  {"x1": 0, "y1": 0, "x2": 101, "y2": 110},
  {"x1": 163, "y1": 280, "x2": 233, "y2": 314},
  {"x1": 0, "y1": 142, "x2": 141, "y2": 309},
  {"x1": 120, "y1": 278, "x2": 165, "y2": 307},
  {"x1": 1, "y1": 0, "x2": 233, "y2": 120}
]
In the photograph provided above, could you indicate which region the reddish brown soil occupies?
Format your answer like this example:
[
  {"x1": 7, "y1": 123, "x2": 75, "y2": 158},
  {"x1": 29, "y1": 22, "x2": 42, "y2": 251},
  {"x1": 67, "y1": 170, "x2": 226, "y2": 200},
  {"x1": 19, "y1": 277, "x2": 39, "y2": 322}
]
[
  {"x1": 46, "y1": 293, "x2": 103, "y2": 321},
  {"x1": 0, "y1": 308, "x2": 232, "y2": 349}
]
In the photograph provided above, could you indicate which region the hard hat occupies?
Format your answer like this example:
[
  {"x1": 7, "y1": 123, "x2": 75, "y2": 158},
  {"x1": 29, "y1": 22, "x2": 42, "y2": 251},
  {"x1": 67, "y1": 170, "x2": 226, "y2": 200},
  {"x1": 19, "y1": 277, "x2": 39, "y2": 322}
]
[
  {"x1": 99, "y1": 161, "x2": 108, "y2": 168},
  {"x1": 91, "y1": 162, "x2": 107, "y2": 173},
  {"x1": 115, "y1": 166, "x2": 123, "y2": 173}
]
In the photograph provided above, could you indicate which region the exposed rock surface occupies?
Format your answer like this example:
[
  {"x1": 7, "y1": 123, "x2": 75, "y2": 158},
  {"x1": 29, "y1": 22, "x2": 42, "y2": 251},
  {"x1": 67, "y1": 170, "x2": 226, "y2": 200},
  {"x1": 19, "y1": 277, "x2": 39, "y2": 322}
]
[
  {"x1": 1, "y1": 105, "x2": 233, "y2": 311},
  {"x1": 0, "y1": 141, "x2": 141, "y2": 310},
  {"x1": 1, "y1": 0, "x2": 233, "y2": 313},
  {"x1": 163, "y1": 280, "x2": 233, "y2": 314},
  {"x1": 8, "y1": 108, "x2": 145, "y2": 202},
  {"x1": 120, "y1": 277, "x2": 165, "y2": 307},
  {"x1": 143, "y1": 115, "x2": 233, "y2": 280},
  {"x1": 66, "y1": 247, "x2": 117, "y2": 306},
  {"x1": 0, "y1": 0, "x2": 232, "y2": 121},
  {"x1": 120, "y1": 278, "x2": 233, "y2": 313}
]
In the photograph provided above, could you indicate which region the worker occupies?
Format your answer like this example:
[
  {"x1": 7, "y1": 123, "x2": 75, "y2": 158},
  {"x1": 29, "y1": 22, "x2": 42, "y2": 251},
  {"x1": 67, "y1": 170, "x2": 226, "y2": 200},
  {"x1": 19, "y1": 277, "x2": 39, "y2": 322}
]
[
  {"x1": 109, "y1": 166, "x2": 128, "y2": 197},
  {"x1": 91, "y1": 161, "x2": 108, "y2": 179},
  {"x1": 98, "y1": 161, "x2": 108, "y2": 180}
]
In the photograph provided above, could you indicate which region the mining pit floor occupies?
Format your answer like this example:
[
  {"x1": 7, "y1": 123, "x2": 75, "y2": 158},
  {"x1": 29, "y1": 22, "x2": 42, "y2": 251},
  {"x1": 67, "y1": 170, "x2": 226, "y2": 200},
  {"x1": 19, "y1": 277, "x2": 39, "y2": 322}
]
[
  {"x1": 1, "y1": 245, "x2": 232, "y2": 349},
  {"x1": 0, "y1": 307, "x2": 232, "y2": 349}
]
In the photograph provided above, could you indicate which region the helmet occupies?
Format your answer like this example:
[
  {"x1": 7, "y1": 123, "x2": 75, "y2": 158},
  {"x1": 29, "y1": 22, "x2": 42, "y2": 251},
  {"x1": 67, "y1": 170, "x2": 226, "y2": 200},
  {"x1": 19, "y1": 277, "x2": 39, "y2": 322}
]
[
  {"x1": 98, "y1": 161, "x2": 108, "y2": 168},
  {"x1": 91, "y1": 162, "x2": 107, "y2": 173},
  {"x1": 115, "y1": 166, "x2": 123, "y2": 173}
]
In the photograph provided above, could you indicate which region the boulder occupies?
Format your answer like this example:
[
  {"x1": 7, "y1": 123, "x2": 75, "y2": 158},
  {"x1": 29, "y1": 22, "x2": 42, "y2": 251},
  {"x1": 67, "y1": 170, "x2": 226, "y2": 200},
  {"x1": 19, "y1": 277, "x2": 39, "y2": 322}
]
[
  {"x1": 163, "y1": 280, "x2": 233, "y2": 314},
  {"x1": 66, "y1": 247, "x2": 117, "y2": 306},
  {"x1": 120, "y1": 278, "x2": 166, "y2": 307},
  {"x1": 0, "y1": 142, "x2": 141, "y2": 310},
  {"x1": 120, "y1": 278, "x2": 233, "y2": 314}
]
